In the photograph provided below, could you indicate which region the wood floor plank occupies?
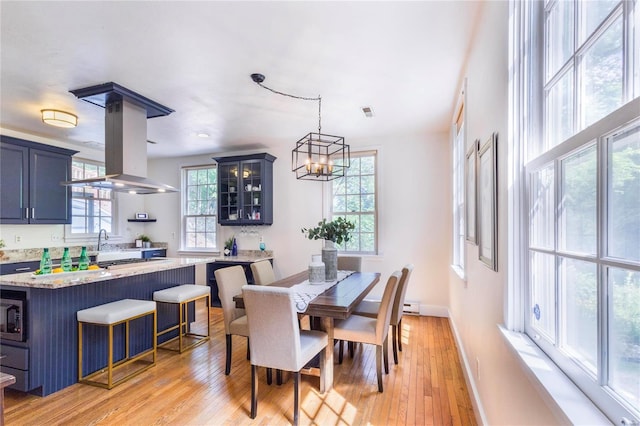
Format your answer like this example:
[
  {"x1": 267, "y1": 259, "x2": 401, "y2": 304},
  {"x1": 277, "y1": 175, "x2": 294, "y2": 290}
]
[{"x1": 5, "y1": 310, "x2": 477, "y2": 425}]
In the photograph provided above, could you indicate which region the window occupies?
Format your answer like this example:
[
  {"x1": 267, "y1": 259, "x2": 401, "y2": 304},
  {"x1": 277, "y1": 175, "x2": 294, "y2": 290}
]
[
  {"x1": 70, "y1": 159, "x2": 113, "y2": 234},
  {"x1": 330, "y1": 151, "x2": 377, "y2": 253},
  {"x1": 518, "y1": 0, "x2": 639, "y2": 422},
  {"x1": 452, "y1": 100, "x2": 466, "y2": 273},
  {"x1": 182, "y1": 165, "x2": 217, "y2": 250}
]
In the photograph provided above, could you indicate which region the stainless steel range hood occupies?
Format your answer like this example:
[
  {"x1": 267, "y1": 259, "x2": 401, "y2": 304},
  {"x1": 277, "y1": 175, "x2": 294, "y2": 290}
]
[{"x1": 63, "y1": 82, "x2": 177, "y2": 194}]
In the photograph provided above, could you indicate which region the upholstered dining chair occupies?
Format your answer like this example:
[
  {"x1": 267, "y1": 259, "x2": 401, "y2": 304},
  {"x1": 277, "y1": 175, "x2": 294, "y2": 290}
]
[
  {"x1": 333, "y1": 271, "x2": 401, "y2": 392},
  {"x1": 353, "y1": 264, "x2": 414, "y2": 364},
  {"x1": 250, "y1": 260, "x2": 275, "y2": 285},
  {"x1": 242, "y1": 285, "x2": 328, "y2": 426},
  {"x1": 337, "y1": 255, "x2": 362, "y2": 272},
  {"x1": 215, "y1": 265, "x2": 250, "y2": 375}
]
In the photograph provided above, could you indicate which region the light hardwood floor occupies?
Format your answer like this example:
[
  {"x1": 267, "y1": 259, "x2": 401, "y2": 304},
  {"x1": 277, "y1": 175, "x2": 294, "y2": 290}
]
[{"x1": 5, "y1": 305, "x2": 477, "y2": 425}]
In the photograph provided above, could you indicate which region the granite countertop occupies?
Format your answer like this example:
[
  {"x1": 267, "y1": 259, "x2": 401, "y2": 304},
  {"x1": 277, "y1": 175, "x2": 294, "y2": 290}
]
[{"x1": 0, "y1": 254, "x2": 274, "y2": 289}]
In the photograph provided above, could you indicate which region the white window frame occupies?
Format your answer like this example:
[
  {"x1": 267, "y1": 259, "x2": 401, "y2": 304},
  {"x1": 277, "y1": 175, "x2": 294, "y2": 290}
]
[
  {"x1": 329, "y1": 150, "x2": 378, "y2": 254},
  {"x1": 509, "y1": 0, "x2": 640, "y2": 423},
  {"x1": 64, "y1": 158, "x2": 118, "y2": 242},
  {"x1": 180, "y1": 164, "x2": 218, "y2": 252},
  {"x1": 452, "y1": 86, "x2": 467, "y2": 277}
]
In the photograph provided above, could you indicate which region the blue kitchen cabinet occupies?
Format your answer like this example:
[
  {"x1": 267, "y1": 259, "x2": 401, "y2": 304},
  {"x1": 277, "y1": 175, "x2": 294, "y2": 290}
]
[
  {"x1": 213, "y1": 153, "x2": 276, "y2": 226},
  {"x1": 0, "y1": 136, "x2": 77, "y2": 224}
]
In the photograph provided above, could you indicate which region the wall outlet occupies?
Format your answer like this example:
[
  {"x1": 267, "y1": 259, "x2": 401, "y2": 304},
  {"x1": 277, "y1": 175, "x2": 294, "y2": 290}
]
[{"x1": 14, "y1": 235, "x2": 21, "y2": 243}]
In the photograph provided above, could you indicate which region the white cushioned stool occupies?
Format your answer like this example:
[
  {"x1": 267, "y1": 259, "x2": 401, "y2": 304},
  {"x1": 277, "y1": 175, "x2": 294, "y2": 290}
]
[
  {"x1": 153, "y1": 284, "x2": 211, "y2": 353},
  {"x1": 77, "y1": 299, "x2": 157, "y2": 389}
]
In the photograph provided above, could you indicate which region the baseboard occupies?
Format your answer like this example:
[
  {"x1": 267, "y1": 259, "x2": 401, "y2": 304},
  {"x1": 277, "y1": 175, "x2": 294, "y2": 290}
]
[
  {"x1": 419, "y1": 304, "x2": 449, "y2": 317},
  {"x1": 448, "y1": 309, "x2": 489, "y2": 426}
]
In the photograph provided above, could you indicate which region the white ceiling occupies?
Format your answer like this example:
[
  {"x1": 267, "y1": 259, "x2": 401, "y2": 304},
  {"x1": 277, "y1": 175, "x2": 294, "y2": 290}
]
[{"x1": 0, "y1": 1, "x2": 482, "y2": 158}]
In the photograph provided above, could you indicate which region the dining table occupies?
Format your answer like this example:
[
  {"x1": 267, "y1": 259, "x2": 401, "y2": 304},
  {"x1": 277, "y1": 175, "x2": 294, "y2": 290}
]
[{"x1": 234, "y1": 270, "x2": 381, "y2": 392}]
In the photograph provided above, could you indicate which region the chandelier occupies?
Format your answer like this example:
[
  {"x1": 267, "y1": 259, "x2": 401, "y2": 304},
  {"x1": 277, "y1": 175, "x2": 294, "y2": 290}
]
[{"x1": 251, "y1": 73, "x2": 350, "y2": 181}]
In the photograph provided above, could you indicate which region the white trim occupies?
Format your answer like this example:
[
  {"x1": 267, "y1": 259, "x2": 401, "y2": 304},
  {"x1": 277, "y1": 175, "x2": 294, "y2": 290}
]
[
  {"x1": 499, "y1": 326, "x2": 612, "y2": 425},
  {"x1": 449, "y1": 310, "x2": 489, "y2": 426}
]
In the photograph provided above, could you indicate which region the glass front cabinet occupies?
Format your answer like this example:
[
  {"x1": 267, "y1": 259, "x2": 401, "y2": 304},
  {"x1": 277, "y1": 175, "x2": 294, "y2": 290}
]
[{"x1": 214, "y1": 153, "x2": 276, "y2": 226}]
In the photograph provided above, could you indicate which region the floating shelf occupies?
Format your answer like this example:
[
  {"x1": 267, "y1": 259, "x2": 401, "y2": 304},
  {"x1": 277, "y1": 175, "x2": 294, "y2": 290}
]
[{"x1": 127, "y1": 219, "x2": 157, "y2": 222}]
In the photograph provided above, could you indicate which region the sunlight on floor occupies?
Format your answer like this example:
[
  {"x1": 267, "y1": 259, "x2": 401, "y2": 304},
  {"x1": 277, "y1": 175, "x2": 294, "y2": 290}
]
[
  {"x1": 302, "y1": 387, "x2": 357, "y2": 425},
  {"x1": 401, "y1": 321, "x2": 412, "y2": 346}
]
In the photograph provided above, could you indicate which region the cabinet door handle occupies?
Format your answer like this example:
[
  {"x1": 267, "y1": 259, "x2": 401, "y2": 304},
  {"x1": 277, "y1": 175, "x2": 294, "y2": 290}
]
[
  {"x1": 31, "y1": 207, "x2": 35, "y2": 218},
  {"x1": 24, "y1": 207, "x2": 29, "y2": 219},
  {"x1": 14, "y1": 267, "x2": 32, "y2": 272}
]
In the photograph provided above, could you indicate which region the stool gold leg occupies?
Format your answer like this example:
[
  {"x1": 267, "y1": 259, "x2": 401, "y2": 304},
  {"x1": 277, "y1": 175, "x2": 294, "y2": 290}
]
[
  {"x1": 108, "y1": 323, "x2": 114, "y2": 389},
  {"x1": 78, "y1": 322, "x2": 83, "y2": 381}
]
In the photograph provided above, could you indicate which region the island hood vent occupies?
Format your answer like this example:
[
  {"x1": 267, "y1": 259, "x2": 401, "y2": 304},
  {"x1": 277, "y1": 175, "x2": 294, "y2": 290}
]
[{"x1": 63, "y1": 82, "x2": 177, "y2": 194}]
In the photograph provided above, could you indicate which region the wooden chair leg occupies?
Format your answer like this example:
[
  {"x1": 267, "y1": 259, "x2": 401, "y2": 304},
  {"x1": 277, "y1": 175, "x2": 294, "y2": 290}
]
[
  {"x1": 392, "y1": 324, "x2": 399, "y2": 364},
  {"x1": 376, "y1": 345, "x2": 383, "y2": 393},
  {"x1": 246, "y1": 338, "x2": 251, "y2": 360},
  {"x1": 398, "y1": 318, "x2": 403, "y2": 352},
  {"x1": 338, "y1": 340, "x2": 344, "y2": 364},
  {"x1": 348, "y1": 341, "x2": 354, "y2": 358},
  {"x1": 251, "y1": 364, "x2": 258, "y2": 418},
  {"x1": 293, "y1": 371, "x2": 300, "y2": 426},
  {"x1": 225, "y1": 334, "x2": 232, "y2": 375},
  {"x1": 276, "y1": 369, "x2": 283, "y2": 385},
  {"x1": 266, "y1": 368, "x2": 272, "y2": 385},
  {"x1": 383, "y1": 335, "x2": 389, "y2": 374}
]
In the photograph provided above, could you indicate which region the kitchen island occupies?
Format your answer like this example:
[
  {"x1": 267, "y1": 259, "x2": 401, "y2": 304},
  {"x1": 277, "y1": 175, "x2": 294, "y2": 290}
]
[{"x1": 0, "y1": 258, "x2": 210, "y2": 396}]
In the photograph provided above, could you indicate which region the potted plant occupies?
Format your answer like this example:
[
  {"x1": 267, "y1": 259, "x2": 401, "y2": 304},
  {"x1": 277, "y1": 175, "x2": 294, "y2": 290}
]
[
  {"x1": 223, "y1": 236, "x2": 234, "y2": 256},
  {"x1": 302, "y1": 217, "x2": 355, "y2": 281},
  {"x1": 138, "y1": 234, "x2": 152, "y2": 248}
]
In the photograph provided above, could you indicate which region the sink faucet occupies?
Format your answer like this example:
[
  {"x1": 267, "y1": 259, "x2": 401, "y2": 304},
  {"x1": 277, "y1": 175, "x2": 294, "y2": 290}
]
[{"x1": 97, "y1": 229, "x2": 109, "y2": 251}]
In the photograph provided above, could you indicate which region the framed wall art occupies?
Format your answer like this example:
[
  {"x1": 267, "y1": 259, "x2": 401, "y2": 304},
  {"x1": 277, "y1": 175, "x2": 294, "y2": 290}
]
[
  {"x1": 478, "y1": 132, "x2": 498, "y2": 271},
  {"x1": 465, "y1": 139, "x2": 479, "y2": 244}
]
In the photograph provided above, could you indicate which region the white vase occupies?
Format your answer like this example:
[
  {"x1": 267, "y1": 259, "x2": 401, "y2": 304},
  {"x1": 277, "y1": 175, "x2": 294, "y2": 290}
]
[
  {"x1": 321, "y1": 240, "x2": 338, "y2": 281},
  {"x1": 308, "y1": 254, "x2": 325, "y2": 284}
]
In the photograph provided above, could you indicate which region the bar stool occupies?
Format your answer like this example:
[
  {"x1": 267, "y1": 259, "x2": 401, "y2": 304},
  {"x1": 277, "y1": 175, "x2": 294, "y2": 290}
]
[
  {"x1": 77, "y1": 299, "x2": 157, "y2": 389},
  {"x1": 153, "y1": 284, "x2": 211, "y2": 353}
]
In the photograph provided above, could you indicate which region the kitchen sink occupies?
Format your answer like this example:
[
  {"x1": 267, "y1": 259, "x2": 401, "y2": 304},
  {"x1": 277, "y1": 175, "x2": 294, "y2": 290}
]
[{"x1": 95, "y1": 250, "x2": 142, "y2": 262}]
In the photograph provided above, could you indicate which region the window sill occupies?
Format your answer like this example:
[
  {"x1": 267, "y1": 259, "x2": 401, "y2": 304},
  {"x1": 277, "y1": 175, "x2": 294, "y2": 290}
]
[
  {"x1": 178, "y1": 249, "x2": 220, "y2": 257},
  {"x1": 450, "y1": 264, "x2": 466, "y2": 280},
  {"x1": 498, "y1": 325, "x2": 612, "y2": 425}
]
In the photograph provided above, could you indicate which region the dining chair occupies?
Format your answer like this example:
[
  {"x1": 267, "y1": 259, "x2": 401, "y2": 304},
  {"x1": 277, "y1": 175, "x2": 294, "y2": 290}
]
[
  {"x1": 333, "y1": 271, "x2": 401, "y2": 392},
  {"x1": 215, "y1": 265, "x2": 250, "y2": 375},
  {"x1": 353, "y1": 264, "x2": 414, "y2": 364},
  {"x1": 250, "y1": 260, "x2": 275, "y2": 285},
  {"x1": 242, "y1": 285, "x2": 328, "y2": 426},
  {"x1": 337, "y1": 255, "x2": 362, "y2": 272}
]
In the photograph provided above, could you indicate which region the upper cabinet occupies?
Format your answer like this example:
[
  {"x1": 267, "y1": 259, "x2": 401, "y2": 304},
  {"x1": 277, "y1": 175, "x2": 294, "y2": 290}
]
[
  {"x1": 1, "y1": 136, "x2": 77, "y2": 224},
  {"x1": 213, "y1": 153, "x2": 276, "y2": 226}
]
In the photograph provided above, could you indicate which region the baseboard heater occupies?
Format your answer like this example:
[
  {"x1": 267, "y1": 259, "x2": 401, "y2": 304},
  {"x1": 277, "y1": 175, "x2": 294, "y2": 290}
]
[{"x1": 402, "y1": 301, "x2": 420, "y2": 315}]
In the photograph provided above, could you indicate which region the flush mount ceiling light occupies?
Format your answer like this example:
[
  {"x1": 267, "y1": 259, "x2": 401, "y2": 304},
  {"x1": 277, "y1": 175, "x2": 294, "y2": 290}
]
[
  {"x1": 250, "y1": 73, "x2": 350, "y2": 181},
  {"x1": 41, "y1": 109, "x2": 78, "y2": 128}
]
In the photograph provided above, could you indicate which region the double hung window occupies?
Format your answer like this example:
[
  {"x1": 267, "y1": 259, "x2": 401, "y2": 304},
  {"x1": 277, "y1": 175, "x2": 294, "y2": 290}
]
[
  {"x1": 70, "y1": 159, "x2": 113, "y2": 235},
  {"x1": 521, "y1": 0, "x2": 639, "y2": 421},
  {"x1": 330, "y1": 151, "x2": 377, "y2": 254},
  {"x1": 182, "y1": 165, "x2": 217, "y2": 250}
]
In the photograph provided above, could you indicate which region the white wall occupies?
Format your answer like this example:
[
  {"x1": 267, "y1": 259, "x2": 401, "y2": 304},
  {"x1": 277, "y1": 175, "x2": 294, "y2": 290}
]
[
  {"x1": 449, "y1": 2, "x2": 559, "y2": 425},
  {"x1": 145, "y1": 130, "x2": 452, "y2": 312}
]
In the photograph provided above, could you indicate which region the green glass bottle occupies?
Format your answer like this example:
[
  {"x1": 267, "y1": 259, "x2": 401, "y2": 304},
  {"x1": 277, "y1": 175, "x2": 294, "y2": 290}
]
[
  {"x1": 61, "y1": 247, "x2": 72, "y2": 272},
  {"x1": 40, "y1": 248, "x2": 52, "y2": 274},
  {"x1": 78, "y1": 246, "x2": 89, "y2": 270}
]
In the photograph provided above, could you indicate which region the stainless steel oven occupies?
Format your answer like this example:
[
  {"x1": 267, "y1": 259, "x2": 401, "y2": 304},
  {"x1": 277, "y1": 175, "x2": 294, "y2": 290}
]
[{"x1": 0, "y1": 292, "x2": 26, "y2": 342}]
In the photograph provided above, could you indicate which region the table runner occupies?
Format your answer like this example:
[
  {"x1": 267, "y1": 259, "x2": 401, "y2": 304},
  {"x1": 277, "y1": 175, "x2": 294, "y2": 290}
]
[{"x1": 292, "y1": 270, "x2": 354, "y2": 312}]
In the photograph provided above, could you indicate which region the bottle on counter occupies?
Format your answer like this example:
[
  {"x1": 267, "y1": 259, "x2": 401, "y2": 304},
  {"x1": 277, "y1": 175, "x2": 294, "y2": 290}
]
[
  {"x1": 231, "y1": 237, "x2": 238, "y2": 256},
  {"x1": 78, "y1": 246, "x2": 89, "y2": 270},
  {"x1": 61, "y1": 247, "x2": 72, "y2": 272},
  {"x1": 40, "y1": 248, "x2": 52, "y2": 274}
]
